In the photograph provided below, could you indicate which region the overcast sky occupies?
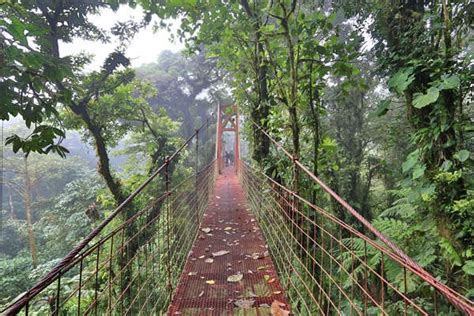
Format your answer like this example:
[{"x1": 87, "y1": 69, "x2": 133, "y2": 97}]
[{"x1": 60, "y1": 5, "x2": 184, "y2": 72}]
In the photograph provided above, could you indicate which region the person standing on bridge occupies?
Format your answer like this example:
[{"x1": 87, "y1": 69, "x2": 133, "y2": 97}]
[{"x1": 224, "y1": 150, "x2": 231, "y2": 166}]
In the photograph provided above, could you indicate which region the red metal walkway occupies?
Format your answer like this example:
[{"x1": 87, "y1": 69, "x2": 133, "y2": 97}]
[{"x1": 167, "y1": 167, "x2": 290, "y2": 315}]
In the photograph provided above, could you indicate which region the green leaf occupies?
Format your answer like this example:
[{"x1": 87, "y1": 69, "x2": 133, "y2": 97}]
[
  {"x1": 440, "y1": 238, "x2": 462, "y2": 267},
  {"x1": 462, "y1": 261, "x2": 474, "y2": 276},
  {"x1": 261, "y1": 24, "x2": 275, "y2": 33},
  {"x1": 413, "y1": 87, "x2": 439, "y2": 109},
  {"x1": 8, "y1": 17, "x2": 28, "y2": 46},
  {"x1": 402, "y1": 150, "x2": 419, "y2": 173},
  {"x1": 374, "y1": 99, "x2": 390, "y2": 116},
  {"x1": 440, "y1": 160, "x2": 453, "y2": 171},
  {"x1": 455, "y1": 150, "x2": 470, "y2": 162},
  {"x1": 388, "y1": 67, "x2": 415, "y2": 94},
  {"x1": 438, "y1": 74, "x2": 460, "y2": 90},
  {"x1": 412, "y1": 164, "x2": 426, "y2": 180}
]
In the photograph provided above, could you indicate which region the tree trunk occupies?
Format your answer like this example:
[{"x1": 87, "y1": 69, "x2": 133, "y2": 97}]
[
  {"x1": 241, "y1": 0, "x2": 271, "y2": 165},
  {"x1": 8, "y1": 191, "x2": 16, "y2": 219},
  {"x1": 309, "y1": 64, "x2": 320, "y2": 204},
  {"x1": 23, "y1": 157, "x2": 38, "y2": 268}
]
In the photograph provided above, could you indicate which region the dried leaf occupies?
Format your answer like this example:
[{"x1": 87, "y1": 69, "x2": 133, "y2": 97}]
[
  {"x1": 224, "y1": 226, "x2": 232, "y2": 231},
  {"x1": 263, "y1": 275, "x2": 270, "y2": 282},
  {"x1": 234, "y1": 298, "x2": 255, "y2": 309},
  {"x1": 271, "y1": 300, "x2": 290, "y2": 316},
  {"x1": 188, "y1": 272, "x2": 197, "y2": 276},
  {"x1": 227, "y1": 274, "x2": 243, "y2": 282},
  {"x1": 273, "y1": 291, "x2": 282, "y2": 295},
  {"x1": 212, "y1": 250, "x2": 230, "y2": 257},
  {"x1": 268, "y1": 278, "x2": 276, "y2": 284},
  {"x1": 198, "y1": 291, "x2": 204, "y2": 297},
  {"x1": 206, "y1": 280, "x2": 215, "y2": 285},
  {"x1": 246, "y1": 291, "x2": 257, "y2": 298},
  {"x1": 205, "y1": 258, "x2": 214, "y2": 263},
  {"x1": 201, "y1": 228, "x2": 212, "y2": 233},
  {"x1": 251, "y1": 252, "x2": 263, "y2": 260}
]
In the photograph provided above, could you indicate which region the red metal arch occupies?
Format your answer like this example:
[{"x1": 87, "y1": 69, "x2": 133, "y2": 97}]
[{"x1": 215, "y1": 103, "x2": 240, "y2": 174}]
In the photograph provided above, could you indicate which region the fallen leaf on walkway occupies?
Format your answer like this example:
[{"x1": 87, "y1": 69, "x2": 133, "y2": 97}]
[
  {"x1": 227, "y1": 274, "x2": 243, "y2": 282},
  {"x1": 224, "y1": 226, "x2": 232, "y2": 231},
  {"x1": 246, "y1": 290, "x2": 257, "y2": 298},
  {"x1": 251, "y1": 252, "x2": 263, "y2": 260},
  {"x1": 264, "y1": 275, "x2": 270, "y2": 282},
  {"x1": 198, "y1": 255, "x2": 205, "y2": 259},
  {"x1": 216, "y1": 195, "x2": 221, "y2": 199},
  {"x1": 268, "y1": 278, "x2": 276, "y2": 284},
  {"x1": 188, "y1": 272, "x2": 197, "y2": 276},
  {"x1": 260, "y1": 303, "x2": 270, "y2": 308},
  {"x1": 198, "y1": 291, "x2": 204, "y2": 297},
  {"x1": 271, "y1": 300, "x2": 290, "y2": 316},
  {"x1": 257, "y1": 265, "x2": 268, "y2": 270},
  {"x1": 206, "y1": 280, "x2": 215, "y2": 285},
  {"x1": 202, "y1": 228, "x2": 212, "y2": 233},
  {"x1": 234, "y1": 298, "x2": 255, "y2": 309},
  {"x1": 205, "y1": 258, "x2": 214, "y2": 263},
  {"x1": 212, "y1": 250, "x2": 230, "y2": 257},
  {"x1": 273, "y1": 291, "x2": 282, "y2": 294}
]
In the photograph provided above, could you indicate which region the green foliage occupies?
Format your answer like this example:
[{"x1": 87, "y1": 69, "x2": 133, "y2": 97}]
[
  {"x1": 1, "y1": 0, "x2": 472, "y2": 313},
  {"x1": 0, "y1": 254, "x2": 32, "y2": 306},
  {"x1": 388, "y1": 67, "x2": 415, "y2": 94},
  {"x1": 0, "y1": 0, "x2": 109, "y2": 155},
  {"x1": 412, "y1": 87, "x2": 440, "y2": 109}
]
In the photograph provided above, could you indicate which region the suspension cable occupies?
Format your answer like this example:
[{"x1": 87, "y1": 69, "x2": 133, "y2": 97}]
[
  {"x1": 3, "y1": 117, "x2": 215, "y2": 315},
  {"x1": 247, "y1": 119, "x2": 474, "y2": 314}
]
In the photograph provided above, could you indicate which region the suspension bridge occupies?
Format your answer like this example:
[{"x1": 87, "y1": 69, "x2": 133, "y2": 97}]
[{"x1": 2, "y1": 104, "x2": 473, "y2": 315}]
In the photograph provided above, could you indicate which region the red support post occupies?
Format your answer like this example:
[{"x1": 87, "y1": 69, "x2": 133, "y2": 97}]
[
  {"x1": 234, "y1": 105, "x2": 240, "y2": 174},
  {"x1": 216, "y1": 103, "x2": 223, "y2": 174}
]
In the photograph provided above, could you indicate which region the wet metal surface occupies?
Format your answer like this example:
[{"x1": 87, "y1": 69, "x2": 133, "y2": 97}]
[{"x1": 168, "y1": 167, "x2": 289, "y2": 315}]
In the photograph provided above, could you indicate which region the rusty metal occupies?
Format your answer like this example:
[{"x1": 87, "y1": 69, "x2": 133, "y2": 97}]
[
  {"x1": 240, "y1": 120, "x2": 474, "y2": 315},
  {"x1": 3, "y1": 111, "x2": 473, "y2": 315},
  {"x1": 215, "y1": 103, "x2": 240, "y2": 174},
  {"x1": 168, "y1": 167, "x2": 289, "y2": 314},
  {"x1": 1, "y1": 118, "x2": 216, "y2": 315}
]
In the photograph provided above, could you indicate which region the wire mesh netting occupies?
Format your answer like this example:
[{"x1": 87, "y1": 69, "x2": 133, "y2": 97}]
[
  {"x1": 237, "y1": 121, "x2": 473, "y2": 315},
  {"x1": 2, "y1": 120, "x2": 217, "y2": 315}
]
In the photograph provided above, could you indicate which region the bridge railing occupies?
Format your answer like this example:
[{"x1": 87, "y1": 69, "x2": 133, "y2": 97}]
[
  {"x1": 2, "y1": 120, "x2": 217, "y2": 315},
  {"x1": 238, "y1": 122, "x2": 474, "y2": 315}
]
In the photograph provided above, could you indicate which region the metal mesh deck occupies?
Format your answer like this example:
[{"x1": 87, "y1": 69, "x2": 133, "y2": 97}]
[{"x1": 167, "y1": 167, "x2": 289, "y2": 315}]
